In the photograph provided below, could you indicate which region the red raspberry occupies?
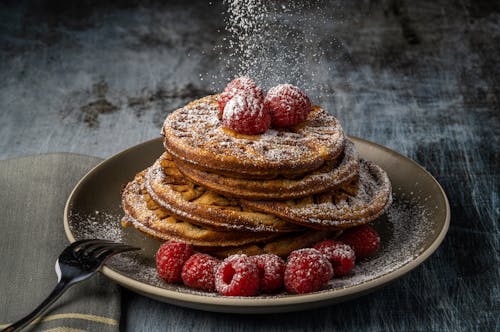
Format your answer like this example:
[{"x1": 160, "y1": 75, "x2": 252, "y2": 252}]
[
  {"x1": 264, "y1": 84, "x2": 311, "y2": 127},
  {"x1": 284, "y1": 248, "x2": 333, "y2": 294},
  {"x1": 250, "y1": 254, "x2": 285, "y2": 293},
  {"x1": 313, "y1": 240, "x2": 356, "y2": 276},
  {"x1": 218, "y1": 76, "x2": 264, "y2": 116},
  {"x1": 156, "y1": 241, "x2": 194, "y2": 283},
  {"x1": 215, "y1": 254, "x2": 260, "y2": 296},
  {"x1": 181, "y1": 253, "x2": 220, "y2": 292},
  {"x1": 222, "y1": 93, "x2": 271, "y2": 135},
  {"x1": 338, "y1": 225, "x2": 381, "y2": 259}
]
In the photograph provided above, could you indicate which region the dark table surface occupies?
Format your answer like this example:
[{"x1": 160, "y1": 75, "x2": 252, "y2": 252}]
[{"x1": 1, "y1": 0, "x2": 498, "y2": 330}]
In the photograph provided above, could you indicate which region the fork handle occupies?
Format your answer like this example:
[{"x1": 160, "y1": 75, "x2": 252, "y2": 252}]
[{"x1": 2, "y1": 279, "x2": 72, "y2": 332}]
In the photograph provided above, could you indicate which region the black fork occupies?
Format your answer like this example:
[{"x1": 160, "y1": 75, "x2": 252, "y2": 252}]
[{"x1": 2, "y1": 239, "x2": 140, "y2": 332}]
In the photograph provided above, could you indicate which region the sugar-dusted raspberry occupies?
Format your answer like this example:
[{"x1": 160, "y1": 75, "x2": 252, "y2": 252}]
[
  {"x1": 264, "y1": 84, "x2": 311, "y2": 127},
  {"x1": 338, "y1": 225, "x2": 381, "y2": 259},
  {"x1": 284, "y1": 248, "x2": 333, "y2": 294},
  {"x1": 156, "y1": 241, "x2": 194, "y2": 283},
  {"x1": 218, "y1": 76, "x2": 264, "y2": 117},
  {"x1": 313, "y1": 240, "x2": 356, "y2": 276},
  {"x1": 215, "y1": 254, "x2": 260, "y2": 296},
  {"x1": 250, "y1": 254, "x2": 285, "y2": 293},
  {"x1": 222, "y1": 93, "x2": 270, "y2": 135},
  {"x1": 181, "y1": 253, "x2": 220, "y2": 292}
]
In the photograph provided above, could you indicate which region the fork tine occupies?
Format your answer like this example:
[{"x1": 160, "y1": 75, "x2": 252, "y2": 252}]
[
  {"x1": 62, "y1": 239, "x2": 104, "y2": 255},
  {"x1": 76, "y1": 239, "x2": 116, "y2": 248},
  {"x1": 70, "y1": 239, "x2": 115, "y2": 252},
  {"x1": 66, "y1": 240, "x2": 137, "y2": 259},
  {"x1": 94, "y1": 245, "x2": 140, "y2": 260},
  {"x1": 102, "y1": 244, "x2": 139, "y2": 254},
  {"x1": 67, "y1": 239, "x2": 139, "y2": 258},
  {"x1": 80, "y1": 241, "x2": 124, "y2": 254},
  {"x1": 98, "y1": 242, "x2": 139, "y2": 250}
]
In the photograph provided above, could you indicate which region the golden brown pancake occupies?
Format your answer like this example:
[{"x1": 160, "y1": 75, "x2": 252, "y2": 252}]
[
  {"x1": 121, "y1": 171, "x2": 279, "y2": 247},
  {"x1": 162, "y1": 95, "x2": 345, "y2": 179},
  {"x1": 201, "y1": 230, "x2": 340, "y2": 258},
  {"x1": 145, "y1": 153, "x2": 302, "y2": 233},
  {"x1": 242, "y1": 160, "x2": 392, "y2": 230},
  {"x1": 175, "y1": 140, "x2": 359, "y2": 200}
]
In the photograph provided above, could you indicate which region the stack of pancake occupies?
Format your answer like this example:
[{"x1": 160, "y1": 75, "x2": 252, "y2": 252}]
[{"x1": 121, "y1": 95, "x2": 392, "y2": 258}]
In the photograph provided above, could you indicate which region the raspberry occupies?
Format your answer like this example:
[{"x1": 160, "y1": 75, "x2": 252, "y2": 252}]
[
  {"x1": 181, "y1": 253, "x2": 220, "y2": 292},
  {"x1": 338, "y1": 225, "x2": 381, "y2": 259},
  {"x1": 218, "y1": 76, "x2": 264, "y2": 117},
  {"x1": 215, "y1": 254, "x2": 260, "y2": 296},
  {"x1": 222, "y1": 93, "x2": 271, "y2": 135},
  {"x1": 284, "y1": 248, "x2": 333, "y2": 294},
  {"x1": 313, "y1": 240, "x2": 356, "y2": 276},
  {"x1": 264, "y1": 84, "x2": 311, "y2": 127},
  {"x1": 156, "y1": 241, "x2": 194, "y2": 283},
  {"x1": 250, "y1": 254, "x2": 285, "y2": 293}
]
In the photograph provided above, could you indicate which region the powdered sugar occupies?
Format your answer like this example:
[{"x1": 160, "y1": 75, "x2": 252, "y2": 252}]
[
  {"x1": 224, "y1": 93, "x2": 264, "y2": 119},
  {"x1": 223, "y1": 94, "x2": 245, "y2": 120},
  {"x1": 68, "y1": 210, "x2": 124, "y2": 241},
  {"x1": 329, "y1": 196, "x2": 433, "y2": 289},
  {"x1": 220, "y1": 0, "x2": 269, "y2": 81},
  {"x1": 210, "y1": 0, "x2": 344, "y2": 101}
]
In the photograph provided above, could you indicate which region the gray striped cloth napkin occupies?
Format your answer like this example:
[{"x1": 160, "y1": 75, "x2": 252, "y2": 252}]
[{"x1": 0, "y1": 154, "x2": 120, "y2": 331}]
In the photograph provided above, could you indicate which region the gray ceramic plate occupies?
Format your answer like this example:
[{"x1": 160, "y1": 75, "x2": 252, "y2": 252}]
[{"x1": 64, "y1": 137, "x2": 450, "y2": 313}]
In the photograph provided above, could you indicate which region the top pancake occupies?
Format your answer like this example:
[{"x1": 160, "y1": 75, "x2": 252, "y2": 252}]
[{"x1": 162, "y1": 95, "x2": 345, "y2": 179}]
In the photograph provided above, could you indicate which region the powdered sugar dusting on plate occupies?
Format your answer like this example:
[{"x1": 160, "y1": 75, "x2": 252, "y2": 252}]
[
  {"x1": 69, "y1": 210, "x2": 124, "y2": 241},
  {"x1": 67, "y1": 191, "x2": 433, "y2": 297},
  {"x1": 329, "y1": 195, "x2": 433, "y2": 289}
]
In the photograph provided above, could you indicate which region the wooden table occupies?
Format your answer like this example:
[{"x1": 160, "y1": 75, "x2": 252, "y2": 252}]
[{"x1": 1, "y1": 1, "x2": 498, "y2": 330}]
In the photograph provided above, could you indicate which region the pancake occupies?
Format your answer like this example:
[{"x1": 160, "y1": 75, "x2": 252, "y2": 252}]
[
  {"x1": 175, "y1": 140, "x2": 359, "y2": 201},
  {"x1": 201, "y1": 230, "x2": 340, "y2": 258},
  {"x1": 162, "y1": 95, "x2": 345, "y2": 179},
  {"x1": 145, "y1": 153, "x2": 302, "y2": 233},
  {"x1": 121, "y1": 171, "x2": 279, "y2": 247},
  {"x1": 242, "y1": 160, "x2": 393, "y2": 230}
]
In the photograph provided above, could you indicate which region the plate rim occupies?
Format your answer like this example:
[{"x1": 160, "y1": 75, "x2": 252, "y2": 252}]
[{"x1": 64, "y1": 136, "x2": 450, "y2": 311}]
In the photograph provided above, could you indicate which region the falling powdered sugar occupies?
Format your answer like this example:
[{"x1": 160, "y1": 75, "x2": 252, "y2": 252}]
[{"x1": 208, "y1": 0, "x2": 349, "y2": 101}]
